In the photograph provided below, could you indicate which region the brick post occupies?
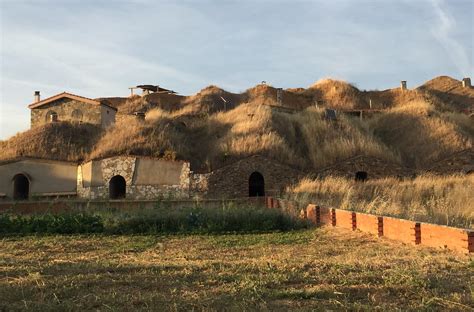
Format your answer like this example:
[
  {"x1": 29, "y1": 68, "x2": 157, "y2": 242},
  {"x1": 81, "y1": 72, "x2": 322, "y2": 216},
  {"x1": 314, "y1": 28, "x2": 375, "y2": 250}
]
[
  {"x1": 331, "y1": 208, "x2": 336, "y2": 226},
  {"x1": 377, "y1": 217, "x2": 383, "y2": 237},
  {"x1": 415, "y1": 222, "x2": 421, "y2": 245},
  {"x1": 468, "y1": 232, "x2": 474, "y2": 253},
  {"x1": 351, "y1": 212, "x2": 357, "y2": 231}
]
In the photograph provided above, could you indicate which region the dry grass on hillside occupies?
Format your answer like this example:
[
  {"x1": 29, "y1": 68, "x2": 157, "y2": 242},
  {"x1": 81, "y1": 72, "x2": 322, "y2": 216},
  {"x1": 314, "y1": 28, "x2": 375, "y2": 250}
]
[
  {"x1": 369, "y1": 101, "x2": 472, "y2": 167},
  {"x1": 89, "y1": 115, "x2": 191, "y2": 161},
  {"x1": 89, "y1": 97, "x2": 472, "y2": 171},
  {"x1": 307, "y1": 79, "x2": 365, "y2": 109},
  {"x1": 287, "y1": 174, "x2": 474, "y2": 229},
  {"x1": 1, "y1": 229, "x2": 472, "y2": 311},
  {"x1": 280, "y1": 107, "x2": 399, "y2": 168},
  {"x1": 419, "y1": 76, "x2": 474, "y2": 112},
  {"x1": 2, "y1": 76, "x2": 472, "y2": 170},
  {"x1": 0, "y1": 122, "x2": 101, "y2": 162},
  {"x1": 208, "y1": 103, "x2": 398, "y2": 169}
]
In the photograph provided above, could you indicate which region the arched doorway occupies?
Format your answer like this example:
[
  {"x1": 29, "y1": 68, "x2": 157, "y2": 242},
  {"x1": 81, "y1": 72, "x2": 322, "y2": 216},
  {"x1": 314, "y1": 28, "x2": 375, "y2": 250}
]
[
  {"x1": 249, "y1": 171, "x2": 265, "y2": 197},
  {"x1": 355, "y1": 171, "x2": 368, "y2": 182},
  {"x1": 13, "y1": 174, "x2": 29, "y2": 200},
  {"x1": 109, "y1": 175, "x2": 126, "y2": 199}
]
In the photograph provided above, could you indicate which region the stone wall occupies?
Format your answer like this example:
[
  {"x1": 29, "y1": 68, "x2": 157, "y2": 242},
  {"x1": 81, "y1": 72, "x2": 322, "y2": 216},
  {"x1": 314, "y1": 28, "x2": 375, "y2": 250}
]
[
  {"x1": 428, "y1": 149, "x2": 474, "y2": 175},
  {"x1": 31, "y1": 98, "x2": 115, "y2": 128},
  {"x1": 316, "y1": 155, "x2": 413, "y2": 179},
  {"x1": 192, "y1": 155, "x2": 305, "y2": 198},
  {"x1": 77, "y1": 156, "x2": 190, "y2": 200},
  {"x1": 0, "y1": 158, "x2": 77, "y2": 199}
]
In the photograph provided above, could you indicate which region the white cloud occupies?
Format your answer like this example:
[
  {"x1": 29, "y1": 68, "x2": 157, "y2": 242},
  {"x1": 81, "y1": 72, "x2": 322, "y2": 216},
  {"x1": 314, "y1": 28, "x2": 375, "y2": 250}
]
[{"x1": 429, "y1": 0, "x2": 473, "y2": 76}]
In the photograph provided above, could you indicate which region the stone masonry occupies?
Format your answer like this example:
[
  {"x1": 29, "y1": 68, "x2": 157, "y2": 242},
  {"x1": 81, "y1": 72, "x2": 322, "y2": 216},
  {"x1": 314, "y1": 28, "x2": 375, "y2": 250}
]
[
  {"x1": 31, "y1": 98, "x2": 103, "y2": 127},
  {"x1": 77, "y1": 156, "x2": 191, "y2": 200},
  {"x1": 191, "y1": 155, "x2": 304, "y2": 199}
]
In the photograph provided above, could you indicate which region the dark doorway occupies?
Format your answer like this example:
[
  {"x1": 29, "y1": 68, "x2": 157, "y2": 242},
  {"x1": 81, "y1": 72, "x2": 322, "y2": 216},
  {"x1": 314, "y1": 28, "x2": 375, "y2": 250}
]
[
  {"x1": 355, "y1": 171, "x2": 368, "y2": 182},
  {"x1": 13, "y1": 174, "x2": 29, "y2": 200},
  {"x1": 109, "y1": 175, "x2": 126, "y2": 199},
  {"x1": 249, "y1": 171, "x2": 265, "y2": 197}
]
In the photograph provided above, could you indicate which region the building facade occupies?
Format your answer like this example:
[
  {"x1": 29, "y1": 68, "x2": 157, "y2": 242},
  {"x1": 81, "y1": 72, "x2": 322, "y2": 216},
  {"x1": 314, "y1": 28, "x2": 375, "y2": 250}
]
[{"x1": 29, "y1": 92, "x2": 117, "y2": 128}]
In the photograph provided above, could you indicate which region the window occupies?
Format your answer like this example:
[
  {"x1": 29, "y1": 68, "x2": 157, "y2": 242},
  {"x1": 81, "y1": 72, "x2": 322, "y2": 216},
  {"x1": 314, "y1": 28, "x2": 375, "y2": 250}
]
[
  {"x1": 46, "y1": 111, "x2": 58, "y2": 123},
  {"x1": 71, "y1": 109, "x2": 83, "y2": 122}
]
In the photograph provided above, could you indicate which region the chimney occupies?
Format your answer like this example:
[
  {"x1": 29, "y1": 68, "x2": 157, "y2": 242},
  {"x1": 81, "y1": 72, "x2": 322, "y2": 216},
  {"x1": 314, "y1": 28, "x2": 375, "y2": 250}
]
[
  {"x1": 462, "y1": 77, "x2": 471, "y2": 88},
  {"x1": 400, "y1": 81, "x2": 407, "y2": 91},
  {"x1": 34, "y1": 91, "x2": 41, "y2": 103}
]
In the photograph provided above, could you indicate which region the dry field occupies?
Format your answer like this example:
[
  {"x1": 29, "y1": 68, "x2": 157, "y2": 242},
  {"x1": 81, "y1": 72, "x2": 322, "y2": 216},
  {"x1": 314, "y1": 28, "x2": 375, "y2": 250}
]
[{"x1": 1, "y1": 228, "x2": 473, "y2": 311}]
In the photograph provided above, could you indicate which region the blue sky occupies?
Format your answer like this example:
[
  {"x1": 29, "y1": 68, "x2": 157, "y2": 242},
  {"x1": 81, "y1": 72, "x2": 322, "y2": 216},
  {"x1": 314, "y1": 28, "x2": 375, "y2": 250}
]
[{"x1": 0, "y1": 0, "x2": 472, "y2": 139}]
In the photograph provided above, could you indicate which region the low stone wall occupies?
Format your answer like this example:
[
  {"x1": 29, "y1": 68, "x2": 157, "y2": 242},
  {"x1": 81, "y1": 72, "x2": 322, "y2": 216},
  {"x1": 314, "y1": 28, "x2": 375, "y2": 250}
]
[
  {"x1": 79, "y1": 185, "x2": 188, "y2": 200},
  {"x1": 0, "y1": 197, "x2": 265, "y2": 214}
]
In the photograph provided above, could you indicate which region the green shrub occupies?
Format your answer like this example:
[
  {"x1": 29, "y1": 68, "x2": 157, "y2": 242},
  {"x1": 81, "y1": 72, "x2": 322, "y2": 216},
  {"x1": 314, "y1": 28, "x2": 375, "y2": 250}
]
[{"x1": 0, "y1": 205, "x2": 307, "y2": 235}]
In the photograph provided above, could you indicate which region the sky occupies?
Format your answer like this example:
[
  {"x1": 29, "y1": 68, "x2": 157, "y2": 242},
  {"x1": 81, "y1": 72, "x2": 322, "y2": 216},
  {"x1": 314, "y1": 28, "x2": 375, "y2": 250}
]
[{"x1": 0, "y1": 0, "x2": 472, "y2": 139}]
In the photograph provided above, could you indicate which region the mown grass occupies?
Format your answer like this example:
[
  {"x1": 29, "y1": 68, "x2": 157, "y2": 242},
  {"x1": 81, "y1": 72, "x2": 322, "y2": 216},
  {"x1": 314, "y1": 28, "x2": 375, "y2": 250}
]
[{"x1": 0, "y1": 228, "x2": 472, "y2": 311}]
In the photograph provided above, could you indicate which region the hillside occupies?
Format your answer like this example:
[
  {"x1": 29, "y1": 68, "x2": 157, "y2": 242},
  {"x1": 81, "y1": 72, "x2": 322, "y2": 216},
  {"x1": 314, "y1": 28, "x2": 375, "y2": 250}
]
[
  {"x1": 1, "y1": 76, "x2": 472, "y2": 171},
  {"x1": 0, "y1": 122, "x2": 101, "y2": 162},
  {"x1": 418, "y1": 76, "x2": 474, "y2": 112}
]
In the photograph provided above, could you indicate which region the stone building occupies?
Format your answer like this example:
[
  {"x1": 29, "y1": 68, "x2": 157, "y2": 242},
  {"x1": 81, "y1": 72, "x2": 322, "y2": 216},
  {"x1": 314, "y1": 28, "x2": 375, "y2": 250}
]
[
  {"x1": 316, "y1": 155, "x2": 412, "y2": 181},
  {"x1": 77, "y1": 156, "x2": 191, "y2": 200},
  {"x1": 191, "y1": 155, "x2": 305, "y2": 198},
  {"x1": 0, "y1": 156, "x2": 191, "y2": 201},
  {"x1": 29, "y1": 92, "x2": 117, "y2": 128},
  {"x1": 0, "y1": 158, "x2": 77, "y2": 200},
  {"x1": 427, "y1": 149, "x2": 474, "y2": 175}
]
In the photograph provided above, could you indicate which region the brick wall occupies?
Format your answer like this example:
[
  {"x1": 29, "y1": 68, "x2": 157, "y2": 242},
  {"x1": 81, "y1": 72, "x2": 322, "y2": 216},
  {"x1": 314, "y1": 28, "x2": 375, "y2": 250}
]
[
  {"x1": 196, "y1": 155, "x2": 303, "y2": 198},
  {"x1": 383, "y1": 217, "x2": 420, "y2": 245},
  {"x1": 316, "y1": 155, "x2": 413, "y2": 179},
  {"x1": 356, "y1": 212, "x2": 383, "y2": 237},
  {"x1": 266, "y1": 197, "x2": 473, "y2": 254}
]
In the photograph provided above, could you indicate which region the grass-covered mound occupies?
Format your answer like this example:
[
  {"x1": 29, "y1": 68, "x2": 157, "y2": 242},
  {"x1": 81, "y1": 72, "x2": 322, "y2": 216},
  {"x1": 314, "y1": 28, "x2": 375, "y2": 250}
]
[
  {"x1": 0, "y1": 122, "x2": 102, "y2": 162},
  {"x1": 2, "y1": 76, "x2": 472, "y2": 170}
]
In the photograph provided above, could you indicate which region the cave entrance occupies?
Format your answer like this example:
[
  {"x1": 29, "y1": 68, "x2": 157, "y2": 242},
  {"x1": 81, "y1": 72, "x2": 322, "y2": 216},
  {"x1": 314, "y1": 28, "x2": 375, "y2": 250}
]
[
  {"x1": 13, "y1": 174, "x2": 29, "y2": 200},
  {"x1": 109, "y1": 175, "x2": 126, "y2": 199},
  {"x1": 249, "y1": 171, "x2": 265, "y2": 197},
  {"x1": 355, "y1": 171, "x2": 368, "y2": 182}
]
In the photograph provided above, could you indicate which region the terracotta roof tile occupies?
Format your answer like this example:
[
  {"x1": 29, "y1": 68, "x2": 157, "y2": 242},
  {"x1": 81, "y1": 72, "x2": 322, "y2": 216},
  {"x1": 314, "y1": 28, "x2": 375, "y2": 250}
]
[{"x1": 28, "y1": 92, "x2": 118, "y2": 111}]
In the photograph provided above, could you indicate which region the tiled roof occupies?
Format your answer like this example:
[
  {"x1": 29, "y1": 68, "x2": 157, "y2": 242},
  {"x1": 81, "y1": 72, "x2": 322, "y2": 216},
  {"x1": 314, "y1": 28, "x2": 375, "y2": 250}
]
[{"x1": 28, "y1": 92, "x2": 118, "y2": 111}]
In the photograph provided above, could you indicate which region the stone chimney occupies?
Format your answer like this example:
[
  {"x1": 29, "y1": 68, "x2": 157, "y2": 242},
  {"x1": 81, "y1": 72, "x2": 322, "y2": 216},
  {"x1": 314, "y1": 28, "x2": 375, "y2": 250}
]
[
  {"x1": 462, "y1": 77, "x2": 471, "y2": 88},
  {"x1": 34, "y1": 91, "x2": 41, "y2": 103},
  {"x1": 400, "y1": 81, "x2": 407, "y2": 91}
]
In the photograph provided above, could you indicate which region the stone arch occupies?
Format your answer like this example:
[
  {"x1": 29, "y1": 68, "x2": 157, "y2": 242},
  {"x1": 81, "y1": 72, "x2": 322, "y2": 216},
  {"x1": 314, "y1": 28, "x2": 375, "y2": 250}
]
[
  {"x1": 13, "y1": 174, "x2": 30, "y2": 200},
  {"x1": 45, "y1": 111, "x2": 58, "y2": 123},
  {"x1": 109, "y1": 175, "x2": 126, "y2": 199},
  {"x1": 355, "y1": 171, "x2": 368, "y2": 182},
  {"x1": 249, "y1": 171, "x2": 265, "y2": 197},
  {"x1": 71, "y1": 109, "x2": 83, "y2": 122}
]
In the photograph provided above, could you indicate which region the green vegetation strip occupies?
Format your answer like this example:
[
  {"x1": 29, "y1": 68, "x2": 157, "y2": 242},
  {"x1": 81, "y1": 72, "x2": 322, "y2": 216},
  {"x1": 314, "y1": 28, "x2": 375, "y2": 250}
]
[{"x1": 0, "y1": 205, "x2": 307, "y2": 235}]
